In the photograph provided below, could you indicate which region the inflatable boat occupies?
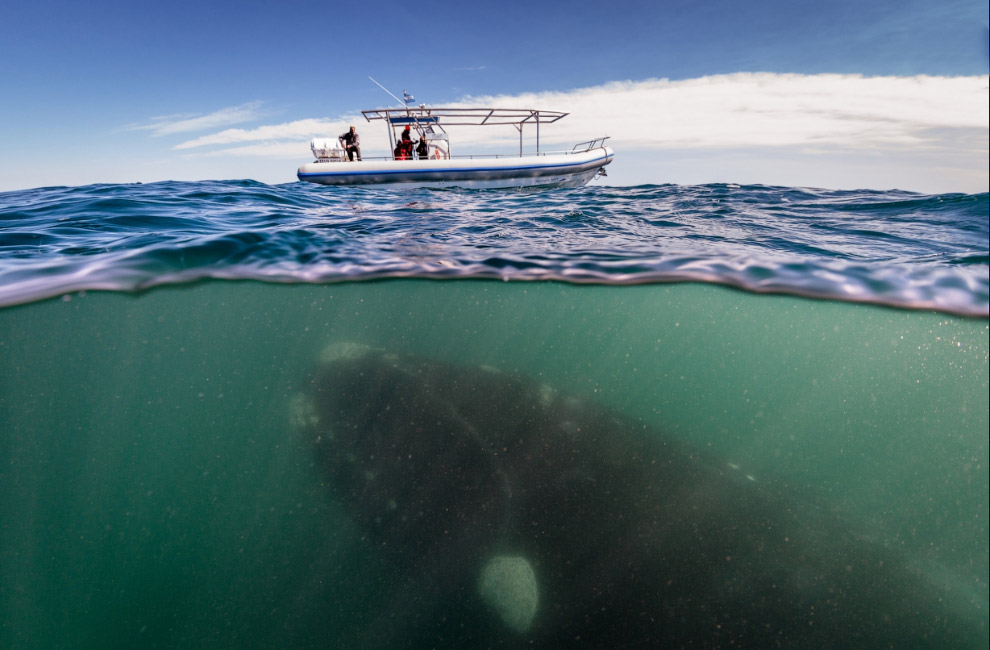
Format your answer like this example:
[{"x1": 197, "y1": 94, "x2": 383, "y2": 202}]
[{"x1": 297, "y1": 106, "x2": 614, "y2": 189}]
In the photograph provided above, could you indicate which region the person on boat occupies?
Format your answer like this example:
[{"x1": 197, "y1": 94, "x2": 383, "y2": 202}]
[
  {"x1": 416, "y1": 135, "x2": 429, "y2": 160},
  {"x1": 394, "y1": 141, "x2": 414, "y2": 160},
  {"x1": 395, "y1": 126, "x2": 414, "y2": 160},
  {"x1": 338, "y1": 126, "x2": 361, "y2": 161}
]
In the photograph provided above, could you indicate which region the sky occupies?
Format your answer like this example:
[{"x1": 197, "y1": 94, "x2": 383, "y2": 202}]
[{"x1": 1, "y1": 0, "x2": 987, "y2": 193}]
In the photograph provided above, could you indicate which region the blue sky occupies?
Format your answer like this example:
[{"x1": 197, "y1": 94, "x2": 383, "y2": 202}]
[{"x1": 1, "y1": 0, "x2": 987, "y2": 192}]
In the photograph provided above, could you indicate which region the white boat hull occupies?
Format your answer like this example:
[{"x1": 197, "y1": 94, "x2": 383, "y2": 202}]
[{"x1": 297, "y1": 147, "x2": 613, "y2": 189}]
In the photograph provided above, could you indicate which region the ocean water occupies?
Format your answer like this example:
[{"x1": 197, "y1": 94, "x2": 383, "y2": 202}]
[{"x1": 0, "y1": 181, "x2": 987, "y2": 648}]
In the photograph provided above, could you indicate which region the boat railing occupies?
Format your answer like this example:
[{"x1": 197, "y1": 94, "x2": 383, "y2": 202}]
[
  {"x1": 571, "y1": 136, "x2": 610, "y2": 152},
  {"x1": 312, "y1": 145, "x2": 609, "y2": 163},
  {"x1": 448, "y1": 149, "x2": 601, "y2": 160}
]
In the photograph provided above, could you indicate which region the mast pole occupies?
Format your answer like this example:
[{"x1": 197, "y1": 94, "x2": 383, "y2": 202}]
[
  {"x1": 368, "y1": 76, "x2": 404, "y2": 106},
  {"x1": 369, "y1": 77, "x2": 405, "y2": 160}
]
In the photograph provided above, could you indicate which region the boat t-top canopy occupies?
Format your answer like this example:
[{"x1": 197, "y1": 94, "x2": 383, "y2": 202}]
[
  {"x1": 361, "y1": 107, "x2": 569, "y2": 155},
  {"x1": 362, "y1": 107, "x2": 568, "y2": 126}
]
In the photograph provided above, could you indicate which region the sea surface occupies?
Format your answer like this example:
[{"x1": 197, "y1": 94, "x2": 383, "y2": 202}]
[{"x1": 1, "y1": 181, "x2": 987, "y2": 648}]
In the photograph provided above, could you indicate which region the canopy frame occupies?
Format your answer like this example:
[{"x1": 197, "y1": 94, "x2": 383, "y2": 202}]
[{"x1": 362, "y1": 107, "x2": 569, "y2": 156}]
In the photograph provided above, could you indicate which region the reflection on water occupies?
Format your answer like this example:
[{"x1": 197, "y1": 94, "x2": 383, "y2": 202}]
[{"x1": 1, "y1": 279, "x2": 986, "y2": 649}]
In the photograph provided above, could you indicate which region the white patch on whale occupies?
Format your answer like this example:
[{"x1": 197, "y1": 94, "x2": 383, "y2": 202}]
[
  {"x1": 320, "y1": 341, "x2": 376, "y2": 364},
  {"x1": 538, "y1": 383, "x2": 555, "y2": 407},
  {"x1": 478, "y1": 555, "x2": 539, "y2": 634},
  {"x1": 289, "y1": 393, "x2": 320, "y2": 429}
]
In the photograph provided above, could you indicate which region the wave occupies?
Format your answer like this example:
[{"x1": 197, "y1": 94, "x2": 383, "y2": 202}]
[{"x1": 1, "y1": 180, "x2": 987, "y2": 316}]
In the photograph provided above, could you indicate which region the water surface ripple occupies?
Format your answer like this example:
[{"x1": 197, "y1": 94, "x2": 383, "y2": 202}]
[{"x1": 1, "y1": 180, "x2": 986, "y2": 315}]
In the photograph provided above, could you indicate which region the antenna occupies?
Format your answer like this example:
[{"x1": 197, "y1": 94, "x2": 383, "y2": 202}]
[{"x1": 368, "y1": 77, "x2": 405, "y2": 107}]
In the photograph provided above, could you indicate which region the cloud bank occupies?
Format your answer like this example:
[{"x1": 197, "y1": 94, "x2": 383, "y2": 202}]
[
  {"x1": 150, "y1": 73, "x2": 987, "y2": 191},
  {"x1": 459, "y1": 73, "x2": 988, "y2": 150},
  {"x1": 172, "y1": 73, "x2": 987, "y2": 155}
]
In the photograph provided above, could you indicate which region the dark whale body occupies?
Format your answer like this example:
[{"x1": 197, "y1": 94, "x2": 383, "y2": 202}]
[{"x1": 298, "y1": 343, "x2": 983, "y2": 649}]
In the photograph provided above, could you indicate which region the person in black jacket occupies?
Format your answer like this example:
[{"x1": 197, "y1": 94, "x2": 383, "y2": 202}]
[{"x1": 338, "y1": 126, "x2": 361, "y2": 161}]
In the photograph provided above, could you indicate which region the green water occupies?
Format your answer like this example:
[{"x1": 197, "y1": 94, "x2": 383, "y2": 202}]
[{"x1": 1, "y1": 280, "x2": 987, "y2": 649}]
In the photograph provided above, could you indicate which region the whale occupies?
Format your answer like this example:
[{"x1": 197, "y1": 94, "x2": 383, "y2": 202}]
[{"x1": 293, "y1": 342, "x2": 985, "y2": 649}]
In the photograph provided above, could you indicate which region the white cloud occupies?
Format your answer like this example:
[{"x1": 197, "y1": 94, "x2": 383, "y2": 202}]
[
  {"x1": 182, "y1": 141, "x2": 306, "y2": 158},
  {"x1": 453, "y1": 73, "x2": 989, "y2": 151},
  {"x1": 128, "y1": 73, "x2": 987, "y2": 192},
  {"x1": 176, "y1": 73, "x2": 987, "y2": 156},
  {"x1": 129, "y1": 102, "x2": 267, "y2": 136},
  {"x1": 173, "y1": 118, "x2": 353, "y2": 150}
]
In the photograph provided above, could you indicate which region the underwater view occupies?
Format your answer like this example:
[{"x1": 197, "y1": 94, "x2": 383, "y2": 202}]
[{"x1": 0, "y1": 182, "x2": 987, "y2": 648}]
